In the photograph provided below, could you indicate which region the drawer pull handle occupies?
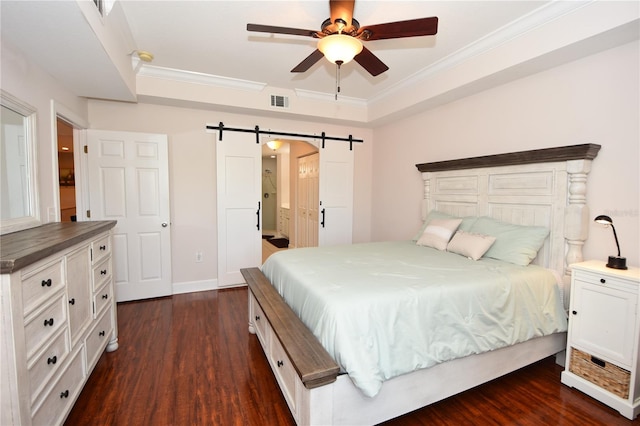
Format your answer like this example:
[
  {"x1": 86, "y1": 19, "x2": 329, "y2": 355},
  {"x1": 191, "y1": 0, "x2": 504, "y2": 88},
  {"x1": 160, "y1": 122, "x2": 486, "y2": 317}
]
[
  {"x1": 102, "y1": 294, "x2": 109, "y2": 300},
  {"x1": 255, "y1": 315, "x2": 260, "y2": 321},
  {"x1": 69, "y1": 298, "x2": 75, "y2": 305},
  {"x1": 47, "y1": 355, "x2": 57, "y2": 365},
  {"x1": 590, "y1": 356, "x2": 606, "y2": 368},
  {"x1": 572, "y1": 310, "x2": 577, "y2": 315},
  {"x1": 41, "y1": 278, "x2": 52, "y2": 287},
  {"x1": 100, "y1": 269, "x2": 107, "y2": 275},
  {"x1": 99, "y1": 330, "x2": 106, "y2": 337},
  {"x1": 277, "y1": 360, "x2": 284, "y2": 367},
  {"x1": 600, "y1": 278, "x2": 606, "y2": 284},
  {"x1": 60, "y1": 390, "x2": 69, "y2": 399},
  {"x1": 100, "y1": 245, "x2": 106, "y2": 251},
  {"x1": 43, "y1": 318, "x2": 54, "y2": 327}
]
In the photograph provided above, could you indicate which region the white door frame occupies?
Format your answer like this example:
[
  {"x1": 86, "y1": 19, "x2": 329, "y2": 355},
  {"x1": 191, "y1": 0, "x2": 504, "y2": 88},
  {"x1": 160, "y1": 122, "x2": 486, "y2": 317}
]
[{"x1": 51, "y1": 100, "x2": 89, "y2": 223}]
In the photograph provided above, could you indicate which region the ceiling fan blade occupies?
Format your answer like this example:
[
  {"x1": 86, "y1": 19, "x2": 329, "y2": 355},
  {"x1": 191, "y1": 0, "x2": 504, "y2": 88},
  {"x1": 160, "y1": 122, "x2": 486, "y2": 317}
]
[
  {"x1": 358, "y1": 16, "x2": 438, "y2": 41},
  {"x1": 291, "y1": 49, "x2": 325, "y2": 73},
  {"x1": 354, "y1": 46, "x2": 389, "y2": 76},
  {"x1": 330, "y1": 0, "x2": 355, "y2": 27},
  {"x1": 247, "y1": 23, "x2": 319, "y2": 38}
]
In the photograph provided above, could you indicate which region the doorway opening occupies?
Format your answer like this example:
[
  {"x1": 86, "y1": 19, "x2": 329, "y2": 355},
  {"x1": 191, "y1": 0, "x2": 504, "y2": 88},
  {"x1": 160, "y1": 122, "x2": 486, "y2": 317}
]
[
  {"x1": 57, "y1": 118, "x2": 76, "y2": 222},
  {"x1": 260, "y1": 138, "x2": 319, "y2": 263}
]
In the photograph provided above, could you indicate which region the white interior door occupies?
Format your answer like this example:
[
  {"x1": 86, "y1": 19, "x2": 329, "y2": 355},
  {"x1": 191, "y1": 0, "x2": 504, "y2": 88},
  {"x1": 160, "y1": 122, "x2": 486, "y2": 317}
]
[
  {"x1": 319, "y1": 142, "x2": 353, "y2": 246},
  {"x1": 87, "y1": 130, "x2": 172, "y2": 302},
  {"x1": 216, "y1": 131, "x2": 261, "y2": 287}
]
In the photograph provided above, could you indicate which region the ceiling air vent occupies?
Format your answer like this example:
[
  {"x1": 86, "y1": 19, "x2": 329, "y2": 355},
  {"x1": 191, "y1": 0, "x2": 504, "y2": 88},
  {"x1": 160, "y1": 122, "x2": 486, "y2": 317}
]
[{"x1": 270, "y1": 95, "x2": 289, "y2": 109}]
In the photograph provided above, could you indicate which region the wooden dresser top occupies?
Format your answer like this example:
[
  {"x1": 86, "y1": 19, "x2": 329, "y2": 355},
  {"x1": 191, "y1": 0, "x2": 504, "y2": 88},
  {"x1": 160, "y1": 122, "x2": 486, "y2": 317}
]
[{"x1": 1, "y1": 221, "x2": 117, "y2": 274}]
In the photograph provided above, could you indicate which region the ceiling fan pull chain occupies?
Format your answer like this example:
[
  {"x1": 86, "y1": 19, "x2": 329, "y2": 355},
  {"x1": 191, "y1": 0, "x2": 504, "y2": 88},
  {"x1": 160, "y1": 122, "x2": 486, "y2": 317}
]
[{"x1": 335, "y1": 60, "x2": 343, "y2": 100}]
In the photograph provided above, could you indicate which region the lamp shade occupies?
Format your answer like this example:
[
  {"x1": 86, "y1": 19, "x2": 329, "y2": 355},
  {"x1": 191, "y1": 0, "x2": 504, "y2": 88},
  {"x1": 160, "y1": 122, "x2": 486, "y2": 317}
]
[
  {"x1": 317, "y1": 34, "x2": 363, "y2": 65},
  {"x1": 594, "y1": 215, "x2": 613, "y2": 225}
]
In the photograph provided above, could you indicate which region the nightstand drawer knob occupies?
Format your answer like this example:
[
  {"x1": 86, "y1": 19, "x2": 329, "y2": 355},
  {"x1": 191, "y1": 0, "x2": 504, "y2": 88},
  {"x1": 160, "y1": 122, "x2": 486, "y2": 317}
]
[
  {"x1": 600, "y1": 278, "x2": 606, "y2": 284},
  {"x1": 572, "y1": 310, "x2": 577, "y2": 315}
]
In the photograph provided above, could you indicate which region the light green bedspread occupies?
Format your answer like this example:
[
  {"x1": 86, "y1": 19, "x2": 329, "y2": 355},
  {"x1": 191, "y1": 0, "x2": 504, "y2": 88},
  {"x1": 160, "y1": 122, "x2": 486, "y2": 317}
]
[{"x1": 261, "y1": 241, "x2": 567, "y2": 398}]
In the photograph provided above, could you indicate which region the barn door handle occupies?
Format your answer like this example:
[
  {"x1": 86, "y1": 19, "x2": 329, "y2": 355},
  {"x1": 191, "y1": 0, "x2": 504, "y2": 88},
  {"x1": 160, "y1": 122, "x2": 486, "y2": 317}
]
[
  {"x1": 256, "y1": 202, "x2": 261, "y2": 230},
  {"x1": 321, "y1": 208, "x2": 326, "y2": 228}
]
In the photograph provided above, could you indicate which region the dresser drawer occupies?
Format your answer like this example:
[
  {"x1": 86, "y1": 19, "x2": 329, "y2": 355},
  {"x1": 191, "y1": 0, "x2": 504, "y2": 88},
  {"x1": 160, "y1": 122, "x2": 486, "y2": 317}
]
[
  {"x1": 92, "y1": 257, "x2": 111, "y2": 292},
  {"x1": 22, "y1": 259, "x2": 64, "y2": 316},
  {"x1": 28, "y1": 328, "x2": 70, "y2": 404},
  {"x1": 269, "y1": 332, "x2": 298, "y2": 415},
  {"x1": 31, "y1": 348, "x2": 84, "y2": 426},
  {"x1": 24, "y1": 295, "x2": 67, "y2": 360},
  {"x1": 86, "y1": 308, "x2": 113, "y2": 370},
  {"x1": 93, "y1": 283, "x2": 114, "y2": 318},
  {"x1": 250, "y1": 295, "x2": 269, "y2": 348},
  {"x1": 91, "y1": 234, "x2": 111, "y2": 265}
]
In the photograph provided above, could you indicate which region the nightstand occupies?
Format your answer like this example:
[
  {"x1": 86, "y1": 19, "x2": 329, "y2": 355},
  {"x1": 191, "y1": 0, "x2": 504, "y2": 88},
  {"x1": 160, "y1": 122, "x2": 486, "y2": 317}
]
[{"x1": 561, "y1": 260, "x2": 640, "y2": 419}]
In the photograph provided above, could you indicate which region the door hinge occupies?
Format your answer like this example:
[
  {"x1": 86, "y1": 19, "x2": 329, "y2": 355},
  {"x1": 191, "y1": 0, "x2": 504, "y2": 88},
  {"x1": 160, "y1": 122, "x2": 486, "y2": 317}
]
[
  {"x1": 86, "y1": 210, "x2": 91, "y2": 218},
  {"x1": 84, "y1": 145, "x2": 88, "y2": 154}
]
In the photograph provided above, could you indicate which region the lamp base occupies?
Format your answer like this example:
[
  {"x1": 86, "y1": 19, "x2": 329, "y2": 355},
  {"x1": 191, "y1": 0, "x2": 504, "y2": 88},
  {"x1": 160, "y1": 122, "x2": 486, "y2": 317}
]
[{"x1": 606, "y1": 256, "x2": 627, "y2": 270}]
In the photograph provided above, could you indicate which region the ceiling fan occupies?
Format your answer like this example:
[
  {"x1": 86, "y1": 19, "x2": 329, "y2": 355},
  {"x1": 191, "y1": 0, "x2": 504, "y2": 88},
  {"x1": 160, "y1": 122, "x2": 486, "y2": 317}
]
[{"x1": 247, "y1": 0, "x2": 439, "y2": 77}]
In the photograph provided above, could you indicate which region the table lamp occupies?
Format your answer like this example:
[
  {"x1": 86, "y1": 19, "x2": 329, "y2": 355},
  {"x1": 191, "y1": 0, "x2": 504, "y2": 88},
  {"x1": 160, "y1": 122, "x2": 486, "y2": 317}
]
[{"x1": 594, "y1": 215, "x2": 627, "y2": 270}]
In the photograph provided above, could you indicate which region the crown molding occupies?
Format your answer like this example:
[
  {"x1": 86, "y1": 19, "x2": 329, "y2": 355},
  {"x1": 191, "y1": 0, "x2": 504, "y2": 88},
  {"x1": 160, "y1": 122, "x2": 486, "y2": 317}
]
[
  {"x1": 367, "y1": 0, "x2": 592, "y2": 106},
  {"x1": 137, "y1": 64, "x2": 267, "y2": 92}
]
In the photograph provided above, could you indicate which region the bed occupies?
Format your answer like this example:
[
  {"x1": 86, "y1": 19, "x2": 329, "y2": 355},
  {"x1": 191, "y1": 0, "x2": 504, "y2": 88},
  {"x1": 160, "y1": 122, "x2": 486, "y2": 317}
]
[{"x1": 241, "y1": 143, "x2": 600, "y2": 425}]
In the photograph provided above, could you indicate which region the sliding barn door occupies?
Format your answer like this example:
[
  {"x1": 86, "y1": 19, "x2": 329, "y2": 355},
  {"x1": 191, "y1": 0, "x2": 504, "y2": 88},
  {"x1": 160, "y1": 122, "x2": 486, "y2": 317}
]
[
  {"x1": 216, "y1": 131, "x2": 261, "y2": 287},
  {"x1": 318, "y1": 142, "x2": 353, "y2": 246}
]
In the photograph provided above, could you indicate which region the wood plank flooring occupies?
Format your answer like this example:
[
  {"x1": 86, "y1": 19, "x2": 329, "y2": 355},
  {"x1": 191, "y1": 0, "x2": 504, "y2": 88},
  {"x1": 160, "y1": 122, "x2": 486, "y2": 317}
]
[{"x1": 66, "y1": 288, "x2": 638, "y2": 426}]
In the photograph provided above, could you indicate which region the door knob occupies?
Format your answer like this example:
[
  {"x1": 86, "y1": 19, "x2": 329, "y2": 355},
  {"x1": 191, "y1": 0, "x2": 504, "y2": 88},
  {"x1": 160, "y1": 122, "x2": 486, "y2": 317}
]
[{"x1": 162, "y1": 222, "x2": 168, "y2": 227}]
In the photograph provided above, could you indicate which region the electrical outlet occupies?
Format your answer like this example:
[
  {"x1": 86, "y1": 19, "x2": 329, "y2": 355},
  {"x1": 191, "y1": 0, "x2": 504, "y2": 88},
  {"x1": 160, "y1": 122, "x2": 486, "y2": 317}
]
[{"x1": 195, "y1": 252, "x2": 203, "y2": 263}]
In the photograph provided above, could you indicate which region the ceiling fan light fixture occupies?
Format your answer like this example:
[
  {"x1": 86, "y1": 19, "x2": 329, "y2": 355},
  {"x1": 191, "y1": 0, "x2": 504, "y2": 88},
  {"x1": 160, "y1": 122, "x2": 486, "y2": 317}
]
[{"x1": 317, "y1": 34, "x2": 363, "y2": 65}]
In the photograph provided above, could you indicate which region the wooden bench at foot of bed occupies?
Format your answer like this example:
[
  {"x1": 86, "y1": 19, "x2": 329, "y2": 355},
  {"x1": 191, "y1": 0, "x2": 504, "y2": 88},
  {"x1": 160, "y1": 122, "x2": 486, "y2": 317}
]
[{"x1": 242, "y1": 267, "x2": 339, "y2": 389}]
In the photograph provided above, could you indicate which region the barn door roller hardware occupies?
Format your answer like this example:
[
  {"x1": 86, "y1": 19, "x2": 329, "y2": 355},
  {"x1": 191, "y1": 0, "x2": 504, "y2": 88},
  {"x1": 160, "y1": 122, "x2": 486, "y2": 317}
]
[{"x1": 205, "y1": 122, "x2": 363, "y2": 150}]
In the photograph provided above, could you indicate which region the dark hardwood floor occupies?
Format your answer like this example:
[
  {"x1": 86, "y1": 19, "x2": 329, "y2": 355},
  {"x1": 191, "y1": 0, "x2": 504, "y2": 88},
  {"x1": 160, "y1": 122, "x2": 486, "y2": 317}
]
[{"x1": 66, "y1": 288, "x2": 638, "y2": 426}]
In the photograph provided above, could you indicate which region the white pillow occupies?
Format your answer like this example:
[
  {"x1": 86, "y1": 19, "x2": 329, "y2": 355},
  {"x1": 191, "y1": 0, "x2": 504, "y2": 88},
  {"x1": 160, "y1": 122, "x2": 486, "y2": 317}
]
[
  {"x1": 412, "y1": 210, "x2": 456, "y2": 241},
  {"x1": 412, "y1": 210, "x2": 478, "y2": 241},
  {"x1": 416, "y1": 218, "x2": 462, "y2": 250},
  {"x1": 447, "y1": 231, "x2": 496, "y2": 260}
]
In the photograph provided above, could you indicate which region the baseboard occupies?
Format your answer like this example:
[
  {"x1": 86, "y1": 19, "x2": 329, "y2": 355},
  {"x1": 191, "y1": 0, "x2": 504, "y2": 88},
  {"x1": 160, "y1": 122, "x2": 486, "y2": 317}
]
[{"x1": 172, "y1": 279, "x2": 218, "y2": 295}]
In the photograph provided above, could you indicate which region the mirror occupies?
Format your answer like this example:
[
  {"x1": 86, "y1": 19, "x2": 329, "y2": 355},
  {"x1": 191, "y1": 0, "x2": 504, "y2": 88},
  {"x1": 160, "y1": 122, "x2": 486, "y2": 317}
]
[{"x1": 1, "y1": 89, "x2": 40, "y2": 234}]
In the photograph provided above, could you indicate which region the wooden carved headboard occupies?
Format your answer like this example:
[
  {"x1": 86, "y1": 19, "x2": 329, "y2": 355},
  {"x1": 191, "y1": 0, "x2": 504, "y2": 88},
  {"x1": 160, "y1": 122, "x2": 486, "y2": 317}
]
[{"x1": 415, "y1": 144, "x2": 601, "y2": 291}]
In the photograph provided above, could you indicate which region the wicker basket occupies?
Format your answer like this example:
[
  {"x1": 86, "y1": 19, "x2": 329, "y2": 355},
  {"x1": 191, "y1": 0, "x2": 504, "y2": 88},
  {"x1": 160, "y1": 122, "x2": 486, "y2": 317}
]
[{"x1": 569, "y1": 347, "x2": 630, "y2": 399}]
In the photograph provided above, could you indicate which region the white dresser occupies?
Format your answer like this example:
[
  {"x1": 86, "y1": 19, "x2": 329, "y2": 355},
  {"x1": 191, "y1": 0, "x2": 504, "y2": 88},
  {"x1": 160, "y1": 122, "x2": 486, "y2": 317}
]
[
  {"x1": 1, "y1": 221, "x2": 118, "y2": 426},
  {"x1": 561, "y1": 260, "x2": 640, "y2": 419}
]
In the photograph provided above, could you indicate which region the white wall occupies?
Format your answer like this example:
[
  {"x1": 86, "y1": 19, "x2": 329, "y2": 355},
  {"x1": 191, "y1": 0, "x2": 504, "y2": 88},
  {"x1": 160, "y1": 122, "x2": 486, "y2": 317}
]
[
  {"x1": 1, "y1": 40, "x2": 89, "y2": 224},
  {"x1": 87, "y1": 100, "x2": 373, "y2": 287},
  {"x1": 372, "y1": 41, "x2": 640, "y2": 268}
]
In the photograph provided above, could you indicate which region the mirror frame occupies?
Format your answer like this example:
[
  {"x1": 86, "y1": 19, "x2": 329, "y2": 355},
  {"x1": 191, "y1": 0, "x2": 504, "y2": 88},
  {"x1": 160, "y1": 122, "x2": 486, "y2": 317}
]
[{"x1": 1, "y1": 89, "x2": 40, "y2": 235}]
